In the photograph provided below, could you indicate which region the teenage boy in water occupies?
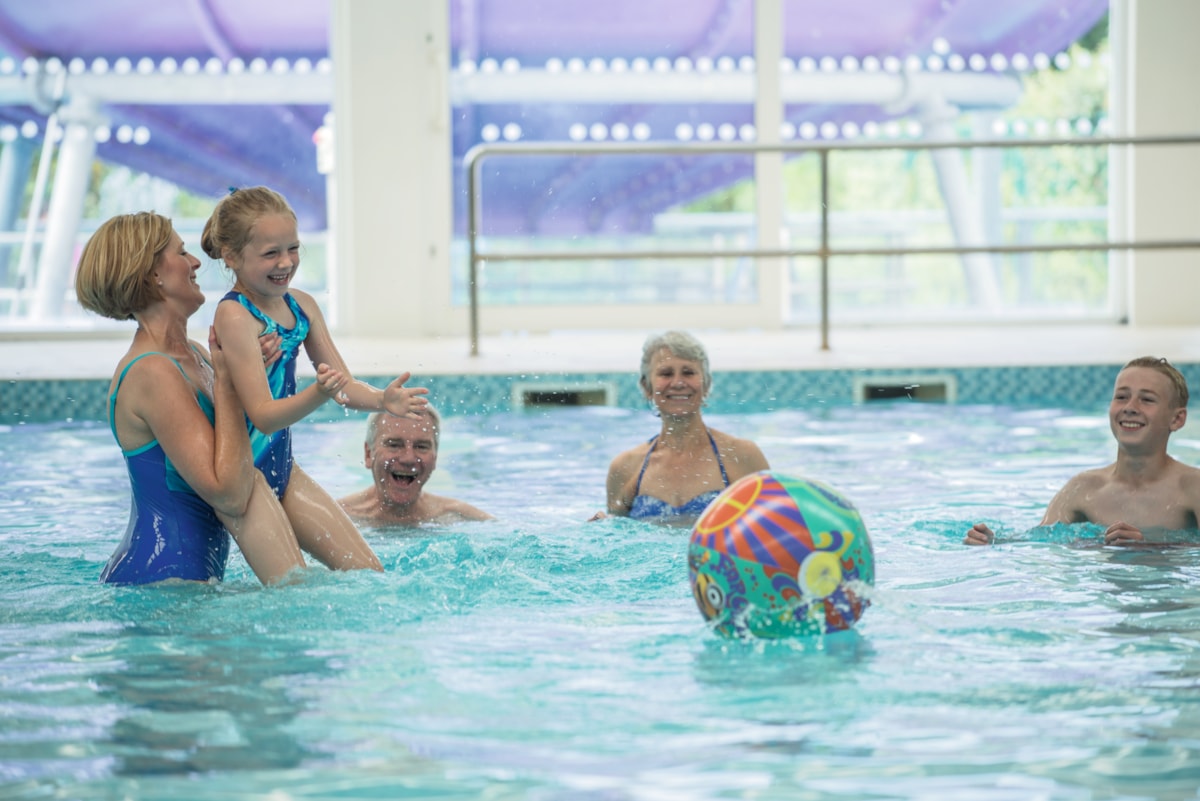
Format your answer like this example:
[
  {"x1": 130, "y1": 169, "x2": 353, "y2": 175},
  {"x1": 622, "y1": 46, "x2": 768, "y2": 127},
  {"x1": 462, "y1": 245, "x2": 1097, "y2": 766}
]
[{"x1": 965, "y1": 356, "x2": 1200, "y2": 546}]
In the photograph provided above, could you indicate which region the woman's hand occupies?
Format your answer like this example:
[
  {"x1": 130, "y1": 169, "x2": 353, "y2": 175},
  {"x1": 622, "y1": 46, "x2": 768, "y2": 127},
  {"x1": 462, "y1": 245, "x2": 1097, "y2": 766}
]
[
  {"x1": 314, "y1": 362, "x2": 351, "y2": 403},
  {"x1": 257, "y1": 330, "x2": 283, "y2": 367}
]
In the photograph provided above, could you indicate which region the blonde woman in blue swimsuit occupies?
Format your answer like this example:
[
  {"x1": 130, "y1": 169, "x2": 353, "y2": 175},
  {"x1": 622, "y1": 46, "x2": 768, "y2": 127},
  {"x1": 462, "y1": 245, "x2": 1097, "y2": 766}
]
[
  {"x1": 601, "y1": 331, "x2": 770, "y2": 525},
  {"x1": 76, "y1": 212, "x2": 310, "y2": 585}
]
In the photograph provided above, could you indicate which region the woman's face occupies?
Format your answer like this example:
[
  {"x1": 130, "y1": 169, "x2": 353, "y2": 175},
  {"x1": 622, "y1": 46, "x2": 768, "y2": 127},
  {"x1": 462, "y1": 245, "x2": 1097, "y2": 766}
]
[
  {"x1": 153, "y1": 230, "x2": 205, "y2": 314},
  {"x1": 227, "y1": 213, "x2": 300, "y2": 302},
  {"x1": 645, "y1": 348, "x2": 706, "y2": 415}
]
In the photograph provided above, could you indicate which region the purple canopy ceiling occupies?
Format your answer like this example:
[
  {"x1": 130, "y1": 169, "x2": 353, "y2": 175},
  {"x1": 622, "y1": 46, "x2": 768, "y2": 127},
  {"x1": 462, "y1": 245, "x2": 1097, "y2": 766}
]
[{"x1": 0, "y1": 0, "x2": 1108, "y2": 235}]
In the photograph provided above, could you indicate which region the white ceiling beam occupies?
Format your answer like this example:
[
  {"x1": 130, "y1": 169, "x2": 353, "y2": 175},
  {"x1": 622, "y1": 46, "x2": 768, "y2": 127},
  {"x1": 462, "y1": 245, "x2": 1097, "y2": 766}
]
[{"x1": 0, "y1": 68, "x2": 1021, "y2": 111}]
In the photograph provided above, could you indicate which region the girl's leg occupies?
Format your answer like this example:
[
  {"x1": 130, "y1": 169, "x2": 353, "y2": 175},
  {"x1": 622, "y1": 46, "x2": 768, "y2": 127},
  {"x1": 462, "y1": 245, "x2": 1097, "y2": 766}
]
[
  {"x1": 216, "y1": 471, "x2": 308, "y2": 585},
  {"x1": 281, "y1": 464, "x2": 383, "y2": 572}
]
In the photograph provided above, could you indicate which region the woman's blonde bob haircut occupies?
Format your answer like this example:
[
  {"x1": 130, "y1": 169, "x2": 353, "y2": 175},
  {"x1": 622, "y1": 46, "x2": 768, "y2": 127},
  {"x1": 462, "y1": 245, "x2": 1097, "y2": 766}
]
[{"x1": 75, "y1": 212, "x2": 174, "y2": 321}]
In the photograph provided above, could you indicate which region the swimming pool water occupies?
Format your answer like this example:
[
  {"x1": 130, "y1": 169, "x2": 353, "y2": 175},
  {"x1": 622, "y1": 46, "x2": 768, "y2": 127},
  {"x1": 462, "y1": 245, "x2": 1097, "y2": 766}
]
[{"x1": 3, "y1": 403, "x2": 1200, "y2": 799}]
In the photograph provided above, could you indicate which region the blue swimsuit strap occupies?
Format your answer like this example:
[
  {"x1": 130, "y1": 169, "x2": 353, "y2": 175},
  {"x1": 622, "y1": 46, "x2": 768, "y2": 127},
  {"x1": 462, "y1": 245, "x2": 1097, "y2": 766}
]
[
  {"x1": 632, "y1": 428, "x2": 730, "y2": 496},
  {"x1": 108, "y1": 348, "x2": 211, "y2": 451},
  {"x1": 223, "y1": 290, "x2": 306, "y2": 337}
]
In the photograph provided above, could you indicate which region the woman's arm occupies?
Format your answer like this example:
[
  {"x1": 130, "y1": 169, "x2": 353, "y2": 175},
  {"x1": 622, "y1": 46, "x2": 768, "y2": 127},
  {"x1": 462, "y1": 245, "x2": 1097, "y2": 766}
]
[
  {"x1": 201, "y1": 329, "x2": 308, "y2": 582},
  {"x1": 119, "y1": 354, "x2": 250, "y2": 517},
  {"x1": 153, "y1": 333, "x2": 306, "y2": 583},
  {"x1": 605, "y1": 449, "x2": 641, "y2": 516}
]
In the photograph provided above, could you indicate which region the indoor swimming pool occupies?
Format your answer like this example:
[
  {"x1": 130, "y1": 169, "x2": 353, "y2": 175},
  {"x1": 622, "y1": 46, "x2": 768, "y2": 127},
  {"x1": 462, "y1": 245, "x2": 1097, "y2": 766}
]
[{"x1": 2, "y1": 400, "x2": 1200, "y2": 799}]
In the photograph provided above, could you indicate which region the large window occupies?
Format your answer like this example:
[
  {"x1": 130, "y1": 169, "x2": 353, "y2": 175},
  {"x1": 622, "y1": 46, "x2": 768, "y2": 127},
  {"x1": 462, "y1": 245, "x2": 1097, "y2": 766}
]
[
  {"x1": 452, "y1": 7, "x2": 1113, "y2": 325},
  {"x1": 0, "y1": 2, "x2": 1113, "y2": 332}
]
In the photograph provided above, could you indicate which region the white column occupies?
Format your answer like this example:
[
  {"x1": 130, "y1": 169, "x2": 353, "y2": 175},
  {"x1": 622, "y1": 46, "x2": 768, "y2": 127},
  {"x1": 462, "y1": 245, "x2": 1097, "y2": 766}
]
[
  {"x1": 1119, "y1": 0, "x2": 1200, "y2": 325},
  {"x1": 330, "y1": 0, "x2": 452, "y2": 337},
  {"x1": 1107, "y1": 0, "x2": 1131, "y2": 320},
  {"x1": 0, "y1": 136, "x2": 35, "y2": 287},
  {"x1": 921, "y1": 99, "x2": 1001, "y2": 310},
  {"x1": 754, "y1": 0, "x2": 785, "y2": 330},
  {"x1": 313, "y1": 111, "x2": 337, "y2": 324},
  {"x1": 31, "y1": 96, "x2": 100, "y2": 321},
  {"x1": 972, "y1": 114, "x2": 1003, "y2": 246}
]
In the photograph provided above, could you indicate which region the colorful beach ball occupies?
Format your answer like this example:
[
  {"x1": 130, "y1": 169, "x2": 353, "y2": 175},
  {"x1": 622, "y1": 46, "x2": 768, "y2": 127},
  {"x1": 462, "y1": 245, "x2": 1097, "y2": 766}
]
[{"x1": 688, "y1": 471, "x2": 874, "y2": 639}]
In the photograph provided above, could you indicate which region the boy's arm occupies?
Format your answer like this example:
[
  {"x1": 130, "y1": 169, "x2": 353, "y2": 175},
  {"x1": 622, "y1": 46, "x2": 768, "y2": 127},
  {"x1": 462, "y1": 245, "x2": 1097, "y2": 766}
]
[
  {"x1": 965, "y1": 472, "x2": 1090, "y2": 546},
  {"x1": 1039, "y1": 473, "x2": 1089, "y2": 526},
  {"x1": 1183, "y1": 466, "x2": 1200, "y2": 530}
]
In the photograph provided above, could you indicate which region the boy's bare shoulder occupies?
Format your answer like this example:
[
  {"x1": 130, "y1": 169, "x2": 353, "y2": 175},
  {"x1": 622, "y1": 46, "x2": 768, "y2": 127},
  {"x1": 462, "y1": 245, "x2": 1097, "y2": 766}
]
[
  {"x1": 1171, "y1": 458, "x2": 1200, "y2": 483},
  {"x1": 1062, "y1": 465, "x2": 1112, "y2": 491}
]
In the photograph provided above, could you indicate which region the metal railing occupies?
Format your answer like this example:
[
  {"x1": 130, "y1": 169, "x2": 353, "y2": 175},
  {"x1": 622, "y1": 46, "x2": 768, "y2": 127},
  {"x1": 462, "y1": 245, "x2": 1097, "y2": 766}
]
[{"x1": 465, "y1": 134, "x2": 1200, "y2": 356}]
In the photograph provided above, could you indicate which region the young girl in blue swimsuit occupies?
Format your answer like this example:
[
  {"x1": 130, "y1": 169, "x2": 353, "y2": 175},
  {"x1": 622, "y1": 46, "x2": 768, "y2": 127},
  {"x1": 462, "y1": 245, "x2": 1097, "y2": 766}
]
[
  {"x1": 205, "y1": 186, "x2": 425, "y2": 570},
  {"x1": 601, "y1": 331, "x2": 770, "y2": 525}
]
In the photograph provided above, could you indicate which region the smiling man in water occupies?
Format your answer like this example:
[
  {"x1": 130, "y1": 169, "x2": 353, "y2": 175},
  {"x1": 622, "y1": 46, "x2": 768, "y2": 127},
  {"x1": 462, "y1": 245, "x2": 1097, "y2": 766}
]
[
  {"x1": 966, "y1": 356, "x2": 1200, "y2": 546},
  {"x1": 338, "y1": 407, "x2": 492, "y2": 526}
]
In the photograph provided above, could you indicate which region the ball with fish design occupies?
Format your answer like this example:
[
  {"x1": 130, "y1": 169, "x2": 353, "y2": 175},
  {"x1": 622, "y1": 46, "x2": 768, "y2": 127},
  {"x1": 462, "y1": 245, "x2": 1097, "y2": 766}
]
[{"x1": 688, "y1": 470, "x2": 874, "y2": 638}]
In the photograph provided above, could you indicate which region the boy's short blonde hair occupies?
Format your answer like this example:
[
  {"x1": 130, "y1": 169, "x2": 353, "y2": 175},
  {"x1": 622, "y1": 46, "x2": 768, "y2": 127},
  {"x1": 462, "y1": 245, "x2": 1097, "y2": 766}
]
[{"x1": 1123, "y1": 356, "x2": 1189, "y2": 408}]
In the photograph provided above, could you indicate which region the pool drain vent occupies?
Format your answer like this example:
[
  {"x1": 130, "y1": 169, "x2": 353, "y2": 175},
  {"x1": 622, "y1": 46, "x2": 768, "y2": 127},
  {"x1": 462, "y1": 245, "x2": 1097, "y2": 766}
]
[
  {"x1": 852, "y1": 374, "x2": 956, "y2": 403},
  {"x1": 513, "y1": 382, "x2": 615, "y2": 408}
]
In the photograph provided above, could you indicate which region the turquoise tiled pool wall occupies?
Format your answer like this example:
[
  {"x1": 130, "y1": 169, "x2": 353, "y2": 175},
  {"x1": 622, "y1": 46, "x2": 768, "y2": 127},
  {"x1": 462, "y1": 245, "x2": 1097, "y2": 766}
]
[{"x1": 8, "y1": 363, "x2": 1200, "y2": 423}]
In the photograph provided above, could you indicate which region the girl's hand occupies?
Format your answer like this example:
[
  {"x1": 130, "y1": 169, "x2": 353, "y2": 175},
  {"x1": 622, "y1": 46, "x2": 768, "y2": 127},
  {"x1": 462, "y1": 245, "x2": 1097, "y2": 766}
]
[
  {"x1": 382, "y1": 372, "x2": 430, "y2": 418},
  {"x1": 258, "y1": 331, "x2": 283, "y2": 367},
  {"x1": 315, "y1": 362, "x2": 351, "y2": 403}
]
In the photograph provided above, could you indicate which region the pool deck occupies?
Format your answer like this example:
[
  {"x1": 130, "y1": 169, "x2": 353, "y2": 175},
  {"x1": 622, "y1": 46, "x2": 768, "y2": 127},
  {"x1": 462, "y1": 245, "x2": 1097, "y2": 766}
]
[{"x1": 3, "y1": 323, "x2": 1200, "y2": 380}]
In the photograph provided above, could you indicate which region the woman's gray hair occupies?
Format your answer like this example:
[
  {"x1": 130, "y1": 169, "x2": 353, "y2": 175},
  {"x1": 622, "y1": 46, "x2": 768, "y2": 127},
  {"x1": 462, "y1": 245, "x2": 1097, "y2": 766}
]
[{"x1": 639, "y1": 330, "x2": 712, "y2": 394}]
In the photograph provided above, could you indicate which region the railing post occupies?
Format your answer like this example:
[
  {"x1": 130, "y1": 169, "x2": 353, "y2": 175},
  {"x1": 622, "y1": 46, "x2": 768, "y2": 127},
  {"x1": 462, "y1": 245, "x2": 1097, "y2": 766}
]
[
  {"x1": 819, "y1": 148, "x2": 830, "y2": 351},
  {"x1": 467, "y1": 151, "x2": 481, "y2": 357}
]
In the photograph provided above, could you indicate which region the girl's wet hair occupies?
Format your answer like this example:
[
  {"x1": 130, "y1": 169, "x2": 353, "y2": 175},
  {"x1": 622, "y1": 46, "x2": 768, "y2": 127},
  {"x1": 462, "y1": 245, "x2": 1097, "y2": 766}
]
[
  {"x1": 200, "y1": 185, "x2": 296, "y2": 263},
  {"x1": 75, "y1": 212, "x2": 174, "y2": 321}
]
